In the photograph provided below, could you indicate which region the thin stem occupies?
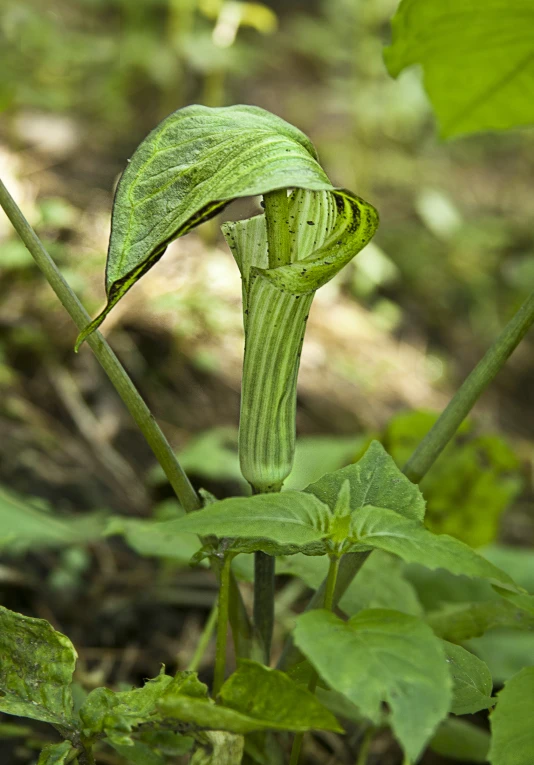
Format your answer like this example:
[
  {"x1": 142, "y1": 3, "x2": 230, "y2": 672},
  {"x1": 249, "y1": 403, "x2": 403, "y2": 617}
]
[
  {"x1": 403, "y1": 289, "x2": 534, "y2": 483},
  {"x1": 263, "y1": 188, "x2": 291, "y2": 268},
  {"x1": 355, "y1": 726, "x2": 376, "y2": 765},
  {"x1": 213, "y1": 554, "x2": 233, "y2": 696},
  {"x1": 0, "y1": 177, "x2": 199, "y2": 513},
  {"x1": 254, "y1": 551, "x2": 275, "y2": 664},
  {"x1": 0, "y1": 176, "x2": 254, "y2": 653},
  {"x1": 187, "y1": 599, "x2": 219, "y2": 672},
  {"x1": 289, "y1": 555, "x2": 340, "y2": 765}
]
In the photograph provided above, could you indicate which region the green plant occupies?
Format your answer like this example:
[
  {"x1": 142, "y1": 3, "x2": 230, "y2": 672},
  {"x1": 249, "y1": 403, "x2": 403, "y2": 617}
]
[{"x1": 1, "y1": 7, "x2": 534, "y2": 762}]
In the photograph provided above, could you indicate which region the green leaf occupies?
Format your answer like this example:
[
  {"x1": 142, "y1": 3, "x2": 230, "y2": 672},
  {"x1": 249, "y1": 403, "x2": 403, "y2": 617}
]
[
  {"x1": 77, "y1": 105, "x2": 376, "y2": 346},
  {"x1": 37, "y1": 741, "x2": 76, "y2": 765},
  {"x1": 468, "y1": 631, "x2": 534, "y2": 684},
  {"x1": 489, "y1": 666, "x2": 534, "y2": 765},
  {"x1": 428, "y1": 600, "x2": 534, "y2": 643},
  {"x1": 294, "y1": 609, "x2": 451, "y2": 761},
  {"x1": 107, "y1": 740, "x2": 166, "y2": 765},
  {"x1": 348, "y1": 506, "x2": 521, "y2": 592},
  {"x1": 430, "y1": 718, "x2": 490, "y2": 763},
  {"x1": 0, "y1": 485, "x2": 106, "y2": 553},
  {"x1": 285, "y1": 435, "x2": 369, "y2": 491},
  {"x1": 158, "y1": 662, "x2": 342, "y2": 734},
  {"x1": 79, "y1": 671, "x2": 173, "y2": 744},
  {"x1": 0, "y1": 606, "x2": 77, "y2": 727},
  {"x1": 191, "y1": 732, "x2": 244, "y2": 765},
  {"x1": 384, "y1": 0, "x2": 534, "y2": 138},
  {"x1": 219, "y1": 660, "x2": 342, "y2": 733},
  {"x1": 305, "y1": 440, "x2": 425, "y2": 522},
  {"x1": 152, "y1": 491, "x2": 331, "y2": 554},
  {"x1": 105, "y1": 516, "x2": 203, "y2": 564},
  {"x1": 443, "y1": 642, "x2": 494, "y2": 715}
]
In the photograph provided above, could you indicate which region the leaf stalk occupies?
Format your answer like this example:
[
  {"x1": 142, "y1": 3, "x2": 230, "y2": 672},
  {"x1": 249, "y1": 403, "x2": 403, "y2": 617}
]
[{"x1": 213, "y1": 554, "x2": 234, "y2": 696}]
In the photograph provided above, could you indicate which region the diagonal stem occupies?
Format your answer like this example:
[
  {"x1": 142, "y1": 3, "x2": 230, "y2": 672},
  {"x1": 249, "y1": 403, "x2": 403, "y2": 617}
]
[
  {"x1": 0, "y1": 176, "x2": 253, "y2": 655},
  {"x1": 280, "y1": 287, "x2": 534, "y2": 671}
]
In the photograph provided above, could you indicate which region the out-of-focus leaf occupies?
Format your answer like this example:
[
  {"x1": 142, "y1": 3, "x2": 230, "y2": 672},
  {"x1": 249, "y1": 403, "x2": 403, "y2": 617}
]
[
  {"x1": 0, "y1": 486, "x2": 106, "y2": 553},
  {"x1": 79, "y1": 672, "x2": 173, "y2": 744},
  {"x1": 489, "y1": 667, "x2": 534, "y2": 765},
  {"x1": 427, "y1": 600, "x2": 534, "y2": 643},
  {"x1": 106, "y1": 740, "x2": 165, "y2": 765},
  {"x1": 467, "y1": 632, "x2": 534, "y2": 684},
  {"x1": 348, "y1": 506, "x2": 521, "y2": 593},
  {"x1": 384, "y1": 0, "x2": 534, "y2": 137},
  {"x1": 384, "y1": 412, "x2": 521, "y2": 547},
  {"x1": 0, "y1": 606, "x2": 77, "y2": 728},
  {"x1": 442, "y1": 642, "x2": 494, "y2": 715},
  {"x1": 294, "y1": 609, "x2": 451, "y2": 761},
  {"x1": 105, "y1": 516, "x2": 203, "y2": 564},
  {"x1": 159, "y1": 662, "x2": 342, "y2": 734},
  {"x1": 305, "y1": 440, "x2": 425, "y2": 522},
  {"x1": 37, "y1": 741, "x2": 76, "y2": 765},
  {"x1": 284, "y1": 436, "x2": 369, "y2": 491},
  {"x1": 430, "y1": 718, "x2": 490, "y2": 762},
  {"x1": 277, "y1": 551, "x2": 423, "y2": 617},
  {"x1": 483, "y1": 545, "x2": 534, "y2": 592},
  {"x1": 139, "y1": 730, "x2": 194, "y2": 756}
]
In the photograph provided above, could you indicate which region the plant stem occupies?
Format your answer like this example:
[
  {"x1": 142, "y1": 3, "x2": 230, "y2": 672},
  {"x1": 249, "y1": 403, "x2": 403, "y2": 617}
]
[
  {"x1": 254, "y1": 550, "x2": 276, "y2": 664},
  {"x1": 0, "y1": 176, "x2": 253, "y2": 655},
  {"x1": 403, "y1": 289, "x2": 534, "y2": 483},
  {"x1": 264, "y1": 188, "x2": 291, "y2": 268},
  {"x1": 289, "y1": 555, "x2": 341, "y2": 765},
  {"x1": 213, "y1": 554, "x2": 233, "y2": 696},
  {"x1": 187, "y1": 599, "x2": 219, "y2": 672},
  {"x1": 355, "y1": 726, "x2": 376, "y2": 765},
  {"x1": 0, "y1": 177, "x2": 199, "y2": 513}
]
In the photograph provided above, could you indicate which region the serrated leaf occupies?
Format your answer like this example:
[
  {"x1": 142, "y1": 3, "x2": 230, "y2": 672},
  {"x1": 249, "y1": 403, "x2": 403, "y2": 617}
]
[
  {"x1": 158, "y1": 661, "x2": 342, "y2": 734},
  {"x1": 0, "y1": 606, "x2": 77, "y2": 728},
  {"x1": 151, "y1": 491, "x2": 331, "y2": 554},
  {"x1": 489, "y1": 666, "x2": 534, "y2": 765},
  {"x1": 443, "y1": 642, "x2": 494, "y2": 715},
  {"x1": 294, "y1": 609, "x2": 451, "y2": 761},
  {"x1": 348, "y1": 506, "x2": 521, "y2": 592},
  {"x1": 37, "y1": 741, "x2": 76, "y2": 765},
  {"x1": 79, "y1": 672, "x2": 173, "y2": 744},
  {"x1": 76, "y1": 106, "x2": 376, "y2": 346},
  {"x1": 305, "y1": 440, "x2": 425, "y2": 522},
  {"x1": 0, "y1": 485, "x2": 106, "y2": 553},
  {"x1": 384, "y1": 0, "x2": 534, "y2": 138},
  {"x1": 430, "y1": 718, "x2": 490, "y2": 763}
]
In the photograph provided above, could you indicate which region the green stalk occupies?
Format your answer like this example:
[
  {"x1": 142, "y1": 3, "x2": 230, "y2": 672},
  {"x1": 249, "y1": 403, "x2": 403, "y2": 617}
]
[
  {"x1": 355, "y1": 727, "x2": 376, "y2": 765},
  {"x1": 289, "y1": 555, "x2": 340, "y2": 765},
  {"x1": 0, "y1": 176, "x2": 253, "y2": 656},
  {"x1": 187, "y1": 599, "x2": 219, "y2": 672},
  {"x1": 403, "y1": 289, "x2": 534, "y2": 483},
  {"x1": 213, "y1": 554, "x2": 233, "y2": 696},
  {"x1": 254, "y1": 550, "x2": 275, "y2": 664}
]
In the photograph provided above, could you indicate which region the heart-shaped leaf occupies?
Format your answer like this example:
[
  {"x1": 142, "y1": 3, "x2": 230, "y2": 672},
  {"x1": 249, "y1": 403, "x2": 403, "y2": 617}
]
[{"x1": 294, "y1": 608, "x2": 451, "y2": 761}]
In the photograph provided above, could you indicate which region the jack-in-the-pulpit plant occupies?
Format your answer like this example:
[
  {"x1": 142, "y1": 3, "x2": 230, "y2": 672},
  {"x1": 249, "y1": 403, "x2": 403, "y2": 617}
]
[{"x1": 1, "y1": 99, "x2": 534, "y2": 765}]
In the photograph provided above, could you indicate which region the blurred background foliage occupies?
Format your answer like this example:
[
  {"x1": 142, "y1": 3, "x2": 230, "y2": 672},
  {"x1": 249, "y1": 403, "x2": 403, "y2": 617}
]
[{"x1": 1, "y1": 1, "x2": 534, "y2": 762}]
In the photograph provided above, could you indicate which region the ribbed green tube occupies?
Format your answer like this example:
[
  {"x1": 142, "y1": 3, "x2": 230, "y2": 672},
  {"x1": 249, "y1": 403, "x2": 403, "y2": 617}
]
[{"x1": 239, "y1": 277, "x2": 314, "y2": 492}]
